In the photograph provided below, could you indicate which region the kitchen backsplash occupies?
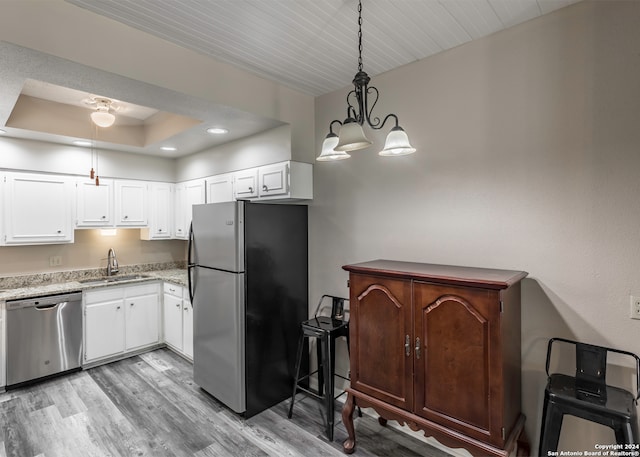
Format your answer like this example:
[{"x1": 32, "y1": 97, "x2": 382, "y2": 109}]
[{"x1": 0, "y1": 261, "x2": 186, "y2": 289}]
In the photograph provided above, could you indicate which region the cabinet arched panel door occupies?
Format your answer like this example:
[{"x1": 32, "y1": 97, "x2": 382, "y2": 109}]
[
  {"x1": 349, "y1": 274, "x2": 413, "y2": 411},
  {"x1": 414, "y1": 282, "x2": 503, "y2": 446}
]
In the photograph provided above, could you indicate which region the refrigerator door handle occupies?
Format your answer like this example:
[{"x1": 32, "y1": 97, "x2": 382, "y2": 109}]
[{"x1": 187, "y1": 222, "x2": 195, "y2": 304}]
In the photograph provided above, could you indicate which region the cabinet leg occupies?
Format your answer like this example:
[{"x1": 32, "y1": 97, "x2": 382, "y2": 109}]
[{"x1": 342, "y1": 393, "x2": 356, "y2": 454}]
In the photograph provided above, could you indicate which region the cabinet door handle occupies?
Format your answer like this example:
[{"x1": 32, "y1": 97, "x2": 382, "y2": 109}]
[
  {"x1": 248, "y1": 186, "x2": 253, "y2": 193},
  {"x1": 415, "y1": 337, "x2": 421, "y2": 359},
  {"x1": 405, "y1": 335, "x2": 411, "y2": 357},
  {"x1": 263, "y1": 185, "x2": 268, "y2": 192},
  {"x1": 117, "y1": 306, "x2": 121, "y2": 310},
  {"x1": 175, "y1": 303, "x2": 180, "y2": 308},
  {"x1": 130, "y1": 302, "x2": 134, "y2": 307}
]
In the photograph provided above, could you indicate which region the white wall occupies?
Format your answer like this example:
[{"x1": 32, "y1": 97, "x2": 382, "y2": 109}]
[
  {"x1": 176, "y1": 124, "x2": 292, "y2": 181},
  {"x1": 0, "y1": 136, "x2": 175, "y2": 182},
  {"x1": 312, "y1": 1, "x2": 640, "y2": 453}
]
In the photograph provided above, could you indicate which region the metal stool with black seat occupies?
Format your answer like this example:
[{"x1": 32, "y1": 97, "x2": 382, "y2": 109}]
[
  {"x1": 539, "y1": 337, "x2": 640, "y2": 455},
  {"x1": 288, "y1": 294, "x2": 353, "y2": 441}
]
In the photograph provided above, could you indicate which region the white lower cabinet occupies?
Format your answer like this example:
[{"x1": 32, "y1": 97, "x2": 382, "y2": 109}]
[
  {"x1": 84, "y1": 282, "x2": 160, "y2": 364},
  {"x1": 163, "y1": 292, "x2": 183, "y2": 350},
  {"x1": 182, "y1": 292, "x2": 193, "y2": 359},
  {"x1": 85, "y1": 297, "x2": 126, "y2": 361},
  {"x1": 125, "y1": 291, "x2": 160, "y2": 350},
  {"x1": 1, "y1": 301, "x2": 5, "y2": 389},
  {"x1": 162, "y1": 283, "x2": 193, "y2": 360}
]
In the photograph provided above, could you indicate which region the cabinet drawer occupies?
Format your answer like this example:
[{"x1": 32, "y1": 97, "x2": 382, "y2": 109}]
[
  {"x1": 124, "y1": 283, "x2": 160, "y2": 298},
  {"x1": 163, "y1": 282, "x2": 183, "y2": 297},
  {"x1": 84, "y1": 287, "x2": 125, "y2": 304}
]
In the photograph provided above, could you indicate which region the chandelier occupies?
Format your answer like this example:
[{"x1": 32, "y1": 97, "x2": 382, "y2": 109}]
[{"x1": 317, "y1": 0, "x2": 415, "y2": 161}]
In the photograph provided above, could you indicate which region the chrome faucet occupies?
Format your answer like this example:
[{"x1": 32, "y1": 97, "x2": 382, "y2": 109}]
[{"x1": 107, "y1": 248, "x2": 119, "y2": 276}]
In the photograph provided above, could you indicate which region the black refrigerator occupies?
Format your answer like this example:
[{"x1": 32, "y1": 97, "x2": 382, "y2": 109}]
[{"x1": 188, "y1": 200, "x2": 308, "y2": 417}]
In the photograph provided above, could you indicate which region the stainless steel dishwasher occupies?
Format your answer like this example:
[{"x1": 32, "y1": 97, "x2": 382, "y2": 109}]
[{"x1": 6, "y1": 291, "x2": 83, "y2": 387}]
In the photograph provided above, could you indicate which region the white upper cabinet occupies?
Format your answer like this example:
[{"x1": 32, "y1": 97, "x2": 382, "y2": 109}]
[
  {"x1": 3, "y1": 172, "x2": 74, "y2": 245},
  {"x1": 235, "y1": 161, "x2": 313, "y2": 202},
  {"x1": 76, "y1": 177, "x2": 114, "y2": 228},
  {"x1": 115, "y1": 180, "x2": 148, "y2": 227},
  {"x1": 174, "y1": 178, "x2": 205, "y2": 240},
  {"x1": 258, "y1": 162, "x2": 288, "y2": 198},
  {"x1": 141, "y1": 182, "x2": 173, "y2": 240},
  {"x1": 233, "y1": 169, "x2": 259, "y2": 199},
  {"x1": 206, "y1": 173, "x2": 234, "y2": 203}
]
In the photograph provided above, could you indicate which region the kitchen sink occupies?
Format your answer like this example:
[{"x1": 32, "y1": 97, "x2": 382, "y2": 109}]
[{"x1": 79, "y1": 274, "x2": 151, "y2": 285}]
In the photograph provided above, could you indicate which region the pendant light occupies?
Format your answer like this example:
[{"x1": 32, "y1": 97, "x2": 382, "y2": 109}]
[{"x1": 318, "y1": 0, "x2": 415, "y2": 161}]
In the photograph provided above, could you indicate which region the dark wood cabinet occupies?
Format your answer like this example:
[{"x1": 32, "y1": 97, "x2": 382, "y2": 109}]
[{"x1": 342, "y1": 260, "x2": 528, "y2": 456}]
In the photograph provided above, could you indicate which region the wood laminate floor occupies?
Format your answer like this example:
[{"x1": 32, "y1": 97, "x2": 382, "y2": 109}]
[{"x1": 0, "y1": 349, "x2": 453, "y2": 457}]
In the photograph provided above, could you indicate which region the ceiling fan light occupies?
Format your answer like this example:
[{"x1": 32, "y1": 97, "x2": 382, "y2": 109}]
[
  {"x1": 317, "y1": 133, "x2": 351, "y2": 161},
  {"x1": 90, "y1": 110, "x2": 116, "y2": 128},
  {"x1": 379, "y1": 126, "x2": 416, "y2": 156},
  {"x1": 334, "y1": 119, "x2": 371, "y2": 152}
]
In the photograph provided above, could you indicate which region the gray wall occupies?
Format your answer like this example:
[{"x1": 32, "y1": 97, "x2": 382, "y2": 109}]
[{"x1": 311, "y1": 1, "x2": 640, "y2": 453}]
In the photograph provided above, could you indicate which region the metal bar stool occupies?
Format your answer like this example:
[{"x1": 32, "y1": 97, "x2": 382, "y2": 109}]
[
  {"x1": 539, "y1": 337, "x2": 640, "y2": 455},
  {"x1": 288, "y1": 295, "x2": 351, "y2": 441}
]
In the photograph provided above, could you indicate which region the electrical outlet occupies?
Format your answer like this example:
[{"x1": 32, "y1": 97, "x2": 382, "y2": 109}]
[
  {"x1": 630, "y1": 295, "x2": 640, "y2": 320},
  {"x1": 49, "y1": 255, "x2": 62, "y2": 267}
]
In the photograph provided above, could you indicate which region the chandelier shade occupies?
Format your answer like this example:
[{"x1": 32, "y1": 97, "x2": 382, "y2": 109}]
[
  {"x1": 379, "y1": 126, "x2": 416, "y2": 156},
  {"x1": 318, "y1": 0, "x2": 414, "y2": 161},
  {"x1": 317, "y1": 133, "x2": 351, "y2": 161},
  {"x1": 334, "y1": 119, "x2": 371, "y2": 152}
]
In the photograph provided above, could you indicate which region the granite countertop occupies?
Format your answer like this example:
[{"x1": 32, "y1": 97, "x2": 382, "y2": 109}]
[{"x1": 0, "y1": 262, "x2": 188, "y2": 302}]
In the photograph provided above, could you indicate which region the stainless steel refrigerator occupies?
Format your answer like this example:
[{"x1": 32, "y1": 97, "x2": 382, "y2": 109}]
[{"x1": 188, "y1": 200, "x2": 308, "y2": 418}]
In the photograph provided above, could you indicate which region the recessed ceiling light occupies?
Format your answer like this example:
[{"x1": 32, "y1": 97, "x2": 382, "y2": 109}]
[
  {"x1": 0, "y1": 129, "x2": 6, "y2": 135},
  {"x1": 73, "y1": 140, "x2": 92, "y2": 147},
  {"x1": 161, "y1": 146, "x2": 177, "y2": 151},
  {"x1": 207, "y1": 127, "x2": 229, "y2": 135}
]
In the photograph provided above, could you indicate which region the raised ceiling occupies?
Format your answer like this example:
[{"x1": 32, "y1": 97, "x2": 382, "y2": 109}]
[
  {"x1": 0, "y1": 0, "x2": 581, "y2": 158},
  {"x1": 0, "y1": 42, "x2": 284, "y2": 158}
]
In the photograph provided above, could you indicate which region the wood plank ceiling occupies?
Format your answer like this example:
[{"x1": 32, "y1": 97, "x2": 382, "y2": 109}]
[{"x1": 65, "y1": 0, "x2": 581, "y2": 97}]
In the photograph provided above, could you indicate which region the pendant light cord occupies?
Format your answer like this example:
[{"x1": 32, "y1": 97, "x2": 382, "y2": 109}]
[{"x1": 357, "y1": 0, "x2": 363, "y2": 72}]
